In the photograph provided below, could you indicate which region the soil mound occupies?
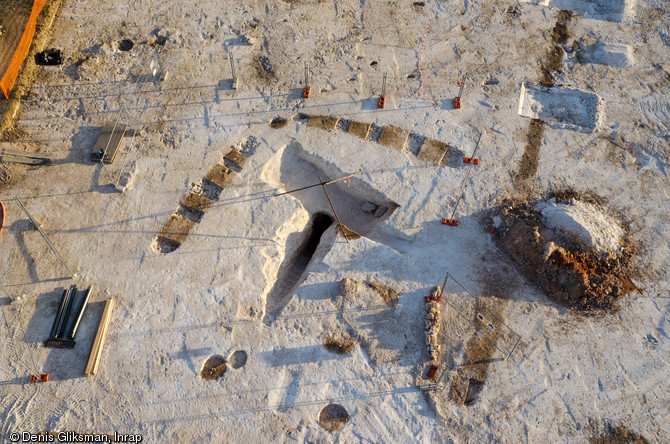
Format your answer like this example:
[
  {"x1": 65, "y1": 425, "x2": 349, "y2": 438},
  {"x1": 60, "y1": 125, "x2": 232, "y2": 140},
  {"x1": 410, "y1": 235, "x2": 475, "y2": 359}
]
[{"x1": 490, "y1": 193, "x2": 636, "y2": 312}]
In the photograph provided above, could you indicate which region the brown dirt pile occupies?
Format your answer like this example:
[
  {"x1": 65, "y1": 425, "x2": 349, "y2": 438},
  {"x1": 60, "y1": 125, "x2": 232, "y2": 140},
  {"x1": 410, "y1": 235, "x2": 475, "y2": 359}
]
[{"x1": 490, "y1": 197, "x2": 637, "y2": 312}]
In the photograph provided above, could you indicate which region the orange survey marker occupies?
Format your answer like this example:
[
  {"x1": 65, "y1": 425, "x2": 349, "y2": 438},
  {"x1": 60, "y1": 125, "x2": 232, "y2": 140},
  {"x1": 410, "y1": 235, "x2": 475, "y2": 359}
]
[
  {"x1": 302, "y1": 86, "x2": 311, "y2": 98},
  {"x1": 424, "y1": 294, "x2": 442, "y2": 303},
  {"x1": 453, "y1": 81, "x2": 465, "y2": 110},
  {"x1": 441, "y1": 218, "x2": 458, "y2": 226},
  {"x1": 463, "y1": 157, "x2": 480, "y2": 165},
  {"x1": 378, "y1": 72, "x2": 387, "y2": 109},
  {"x1": 29, "y1": 373, "x2": 50, "y2": 383}
]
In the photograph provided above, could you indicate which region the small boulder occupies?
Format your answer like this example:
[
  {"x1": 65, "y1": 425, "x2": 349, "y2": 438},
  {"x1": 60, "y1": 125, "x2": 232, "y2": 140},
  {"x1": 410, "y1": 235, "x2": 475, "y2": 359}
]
[
  {"x1": 361, "y1": 202, "x2": 378, "y2": 213},
  {"x1": 374, "y1": 206, "x2": 389, "y2": 217}
]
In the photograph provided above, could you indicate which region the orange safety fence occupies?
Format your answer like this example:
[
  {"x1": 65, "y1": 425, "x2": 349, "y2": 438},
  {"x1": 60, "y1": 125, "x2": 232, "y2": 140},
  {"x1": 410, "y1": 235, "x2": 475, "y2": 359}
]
[{"x1": 0, "y1": 0, "x2": 47, "y2": 99}]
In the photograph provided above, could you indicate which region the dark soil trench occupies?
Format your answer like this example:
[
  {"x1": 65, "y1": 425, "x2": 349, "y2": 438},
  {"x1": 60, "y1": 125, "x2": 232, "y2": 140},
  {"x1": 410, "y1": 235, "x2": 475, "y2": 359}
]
[
  {"x1": 515, "y1": 11, "x2": 573, "y2": 194},
  {"x1": 262, "y1": 213, "x2": 334, "y2": 324}
]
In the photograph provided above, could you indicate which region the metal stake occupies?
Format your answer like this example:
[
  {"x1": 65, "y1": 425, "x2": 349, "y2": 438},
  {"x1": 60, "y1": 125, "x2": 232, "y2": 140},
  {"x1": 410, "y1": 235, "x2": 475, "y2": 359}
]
[
  {"x1": 449, "y1": 132, "x2": 482, "y2": 221},
  {"x1": 230, "y1": 51, "x2": 238, "y2": 90},
  {"x1": 274, "y1": 171, "x2": 362, "y2": 197},
  {"x1": 318, "y1": 175, "x2": 349, "y2": 243},
  {"x1": 15, "y1": 198, "x2": 75, "y2": 277},
  {"x1": 69, "y1": 285, "x2": 93, "y2": 339},
  {"x1": 53, "y1": 286, "x2": 74, "y2": 338},
  {"x1": 381, "y1": 72, "x2": 387, "y2": 97},
  {"x1": 440, "y1": 272, "x2": 449, "y2": 297},
  {"x1": 304, "y1": 61, "x2": 309, "y2": 86},
  {"x1": 457, "y1": 80, "x2": 465, "y2": 98}
]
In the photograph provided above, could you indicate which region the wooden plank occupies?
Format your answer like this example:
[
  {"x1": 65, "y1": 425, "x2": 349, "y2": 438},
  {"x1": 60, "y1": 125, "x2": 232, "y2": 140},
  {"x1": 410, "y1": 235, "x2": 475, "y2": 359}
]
[
  {"x1": 347, "y1": 121, "x2": 371, "y2": 139},
  {"x1": 204, "y1": 163, "x2": 236, "y2": 188},
  {"x1": 181, "y1": 192, "x2": 213, "y2": 212},
  {"x1": 307, "y1": 115, "x2": 339, "y2": 130},
  {"x1": 378, "y1": 125, "x2": 409, "y2": 150},
  {"x1": 417, "y1": 138, "x2": 449, "y2": 164},
  {"x1": 90, "y1": 122, "x2": 127, "y2": 164},
  {"x1": 85, "y1": 298, "x2": 114, "y2": 376},
  {"x1": 223, "y1": 148, "x2": 247, "y2": 168},
  {"x1": 158, "y1": 211, "x2": 197, "y2": 245}
]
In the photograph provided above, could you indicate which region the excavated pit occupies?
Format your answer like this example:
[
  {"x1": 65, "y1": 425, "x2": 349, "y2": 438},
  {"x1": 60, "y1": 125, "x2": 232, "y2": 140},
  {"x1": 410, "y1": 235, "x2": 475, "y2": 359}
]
[
  {"x1": 260, "y1": 141, "x2": 404, "y2": 322},
  {"x1": 228, "y1": 350, "x2": 247, "y2": 369},
  {"x1": 262, "y1": 213, "x2": 334, "y2": 324},
  {"x1": 200, "y1": 355, "x2": 226, "y2": 380},
  {"x1": 490, "y1": 192, "x2": 637, "y2": 312},
  {"x1": 318, "y1": 403, "x2": 350, "y2": 432}
]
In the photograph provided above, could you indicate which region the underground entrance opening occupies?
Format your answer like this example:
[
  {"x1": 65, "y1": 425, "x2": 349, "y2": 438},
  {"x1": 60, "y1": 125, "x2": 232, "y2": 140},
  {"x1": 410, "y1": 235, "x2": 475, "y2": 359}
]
[
  {"x1": 118, "y1": 39, "x2": 134, "y2": 51},
  {"x1": 263, "y1": 212, "x2": 334, "y2": 324},
  {"x1": 301, "y1": 213, "x2": 333, "y2": 261}
]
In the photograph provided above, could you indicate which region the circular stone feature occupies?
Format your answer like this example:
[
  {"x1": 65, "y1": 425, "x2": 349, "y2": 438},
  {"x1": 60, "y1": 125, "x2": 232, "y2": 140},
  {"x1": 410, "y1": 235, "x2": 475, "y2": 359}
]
[
  {"x1": 118, "y1": 39, "x2": 134, "y2": 51},
  {"x1": 200, "y1": 355, "x2": 226, "y2": 380},
  {"x1": 228, "y1": 350, "x2": 247, "y2": 369},
  {"x1": 318, "y1": 404, "x2": 349, "y2": 432}
]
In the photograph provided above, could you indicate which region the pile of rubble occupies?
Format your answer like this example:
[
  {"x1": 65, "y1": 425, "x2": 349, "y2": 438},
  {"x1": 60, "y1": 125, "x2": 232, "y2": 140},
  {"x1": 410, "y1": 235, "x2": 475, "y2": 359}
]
[
  {"x1": 490, "y1": 193, "x2": 638, "y2": 312},
  {"x1": 424, "y1": 286, "x2": 442, "y2": 362}
]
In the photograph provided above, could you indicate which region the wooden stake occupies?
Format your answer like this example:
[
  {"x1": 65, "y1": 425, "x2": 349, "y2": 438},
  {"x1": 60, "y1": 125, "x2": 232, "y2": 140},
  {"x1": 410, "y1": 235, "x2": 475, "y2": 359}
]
[
  {"x1": 273, "y1": 171, "x2": 362, "y2": 197},
  {"x1": 230, "y1": 51, "x2": 238, "y2": 90},
  {"x1": 318, "y1": 175, "x2": 348, "y2": 243},
  {"x1": 85, "y1": 298, "x2": 114, "y2": 376}
]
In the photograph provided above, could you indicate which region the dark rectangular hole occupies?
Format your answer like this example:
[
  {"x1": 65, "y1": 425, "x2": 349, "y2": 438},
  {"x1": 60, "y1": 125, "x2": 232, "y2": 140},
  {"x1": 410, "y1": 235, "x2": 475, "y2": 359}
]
[
  {"x1": 407, "y1": 132, "x2": 426, "y2": 157},
  {"x1": 178, "y1": 206, "x2": 204, "y2": 223}
]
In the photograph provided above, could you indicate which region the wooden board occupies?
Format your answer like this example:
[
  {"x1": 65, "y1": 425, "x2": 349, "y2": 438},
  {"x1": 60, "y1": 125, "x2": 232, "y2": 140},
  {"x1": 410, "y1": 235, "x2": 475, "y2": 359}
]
[
  {"x1": 378, "y1": 125, "x2": 409, "y2": 151},
  {"x1": 158, "y1": 212, "x2": 197, "y2": 245},
  {"x1": 181, "y1": 192, "x2": 214, "y2": 212},
  {"x1": 84, "y1": 298, "x2": 114, "y2": 376},
  {"x1": 348, "y1": 121, "x2": 371, "y2": 139},
  {"x1": 223, "y1": 148, "x2": 247, "y2": 168},
  {"x1": 307, "y1": 115, "x2": 339, "y2": 130},
  {"x1": 417, "y1": 138, "x2": 449, "y2": 164},
  {"x1": 204, "y1": 163, "x2": 236, "y2": 188},
  {"x1": 90, "y1": 122, "x2": 127, "y2": 164}
]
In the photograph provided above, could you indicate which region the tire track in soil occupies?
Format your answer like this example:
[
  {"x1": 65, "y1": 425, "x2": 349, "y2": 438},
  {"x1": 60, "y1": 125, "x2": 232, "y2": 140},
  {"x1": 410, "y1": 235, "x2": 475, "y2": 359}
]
[{"x1": 514, "y1": 11, "x2": 573, "y2": 196}]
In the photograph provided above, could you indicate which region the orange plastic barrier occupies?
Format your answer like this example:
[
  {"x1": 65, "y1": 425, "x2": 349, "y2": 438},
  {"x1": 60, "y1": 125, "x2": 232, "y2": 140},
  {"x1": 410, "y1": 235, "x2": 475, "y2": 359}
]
[{"x1": 0, "y1": 0, "x2": 47, "y2": 99}]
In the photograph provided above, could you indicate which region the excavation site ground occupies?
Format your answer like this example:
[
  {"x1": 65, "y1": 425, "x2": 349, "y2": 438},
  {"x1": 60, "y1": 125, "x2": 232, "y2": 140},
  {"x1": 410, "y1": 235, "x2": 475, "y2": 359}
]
[{"x1": 0, "y1": 0, "x2": 669, "y2": 442}]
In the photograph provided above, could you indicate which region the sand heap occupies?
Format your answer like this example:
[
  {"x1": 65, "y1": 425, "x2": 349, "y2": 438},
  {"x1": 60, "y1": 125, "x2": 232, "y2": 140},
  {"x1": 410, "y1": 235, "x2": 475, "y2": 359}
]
[{"x1": 491, "y1": 193, "x2": 637, "y2": 311}]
